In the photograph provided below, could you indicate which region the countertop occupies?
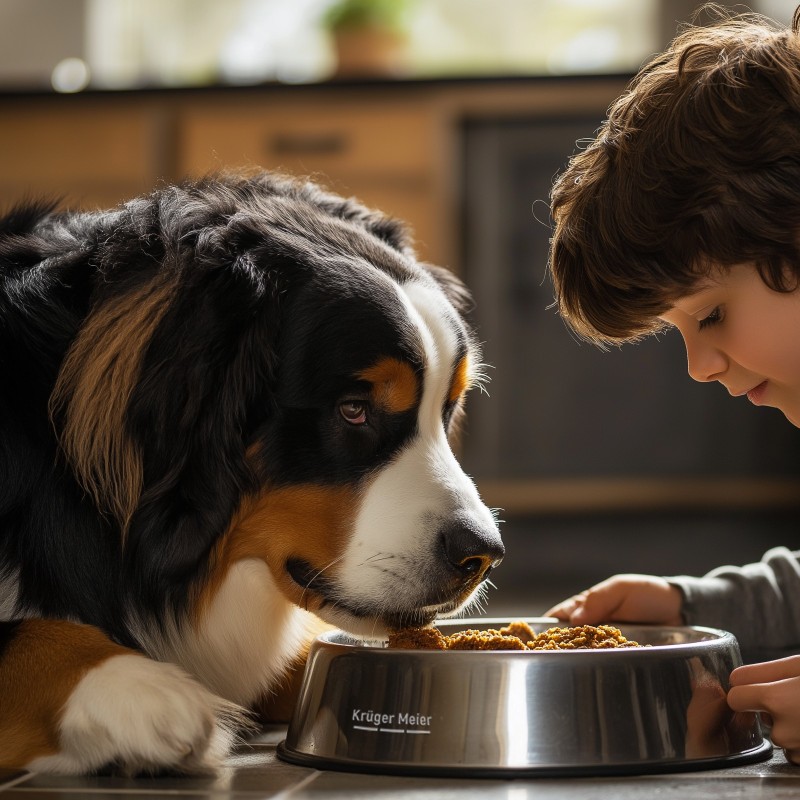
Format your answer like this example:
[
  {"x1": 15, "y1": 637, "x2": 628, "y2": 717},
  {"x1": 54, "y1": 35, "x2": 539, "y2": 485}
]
[
  {"x1": 0, "y1": 71, "x2": 633, "y2": 99},
  {"x1": 1, "y1": 726, "x2": 798, "y2": 800}
]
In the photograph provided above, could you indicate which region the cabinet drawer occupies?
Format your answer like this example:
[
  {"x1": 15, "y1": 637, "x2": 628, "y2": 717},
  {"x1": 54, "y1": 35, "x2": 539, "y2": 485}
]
[
  {"x1": 0, "y1": 103, "x2": 155, "y2": 188},
  {"x1": 178, "y1": 100, "x2": 435, "y2": 179}
]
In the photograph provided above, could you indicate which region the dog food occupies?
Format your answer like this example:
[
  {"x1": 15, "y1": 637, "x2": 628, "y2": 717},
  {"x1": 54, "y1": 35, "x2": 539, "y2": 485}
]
[
  {"x1": 387, "y1": 621, "x2": 641, "y2": 650},
  {"x1": 387, "y1": 625, "x2": 449, "y2": 650},
  {"x1": 528, "y1": 624, "x2": 641, "y2": 650}
]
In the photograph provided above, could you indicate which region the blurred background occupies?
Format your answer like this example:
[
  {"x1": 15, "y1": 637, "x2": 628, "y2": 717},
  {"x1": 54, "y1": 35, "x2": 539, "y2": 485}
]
[{"x1": 1, "y1": 0, "x2": 799, "y2": 615}]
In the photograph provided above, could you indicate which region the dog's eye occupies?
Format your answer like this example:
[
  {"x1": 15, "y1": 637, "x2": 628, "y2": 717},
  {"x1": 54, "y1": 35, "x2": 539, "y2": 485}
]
[{"x1": 339, "y1": 401, "x2": 367, "y2": 425}]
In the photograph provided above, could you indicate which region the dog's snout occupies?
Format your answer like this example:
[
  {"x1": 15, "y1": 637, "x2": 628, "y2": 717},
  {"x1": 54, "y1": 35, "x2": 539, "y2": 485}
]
[{"x1": 441, "y1": 517, "x2": 504, "y2": 581}]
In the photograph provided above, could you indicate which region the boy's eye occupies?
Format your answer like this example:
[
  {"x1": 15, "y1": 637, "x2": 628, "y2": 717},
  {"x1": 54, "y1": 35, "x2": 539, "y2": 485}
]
[{"x1": 699, "y1": 306, "x2": 723, "y2": 330}]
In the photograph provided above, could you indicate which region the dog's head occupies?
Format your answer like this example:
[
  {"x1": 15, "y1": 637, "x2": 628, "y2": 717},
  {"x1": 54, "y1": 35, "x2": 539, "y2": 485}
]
[{"x1": 50, "y1": 172, "x2": 502, "y2": 636}]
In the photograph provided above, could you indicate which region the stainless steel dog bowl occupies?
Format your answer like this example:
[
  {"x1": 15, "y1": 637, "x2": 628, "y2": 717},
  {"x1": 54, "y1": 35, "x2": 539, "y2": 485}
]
[{"x1": 278, "y1": 618, "x2": 771, "y2": 777}]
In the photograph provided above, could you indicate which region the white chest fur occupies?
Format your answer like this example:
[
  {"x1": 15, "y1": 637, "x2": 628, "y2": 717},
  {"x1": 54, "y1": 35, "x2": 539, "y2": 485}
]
[{"x1": 153, "y1": 558, "x2": 317, "y2": 706}]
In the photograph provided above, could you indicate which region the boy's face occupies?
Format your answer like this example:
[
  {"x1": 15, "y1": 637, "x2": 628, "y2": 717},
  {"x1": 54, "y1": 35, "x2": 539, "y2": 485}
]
[{"x1": 660, "y1": 263, "x2": 800, "y2": 427}]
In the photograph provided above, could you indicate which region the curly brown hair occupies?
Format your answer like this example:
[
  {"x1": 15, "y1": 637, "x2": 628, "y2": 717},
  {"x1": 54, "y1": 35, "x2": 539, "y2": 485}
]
[{"x1": 549, "y1": 4, "x2": 800, "y2": 344}]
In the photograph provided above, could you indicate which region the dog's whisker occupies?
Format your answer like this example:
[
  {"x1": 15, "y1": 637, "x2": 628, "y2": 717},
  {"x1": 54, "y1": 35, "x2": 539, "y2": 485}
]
[
  {"x1": 298, "y1": 554, "x2": 346, "y2": 609},
  {"x1": 367, "y1": 551, "x2": 393, "y2": 561},
  {"x1": 359, "y1": 552, "x2": 395, "y2": 567},
  {"x1": 470, "y1": 360, "x2": 494, "y2": 397}
]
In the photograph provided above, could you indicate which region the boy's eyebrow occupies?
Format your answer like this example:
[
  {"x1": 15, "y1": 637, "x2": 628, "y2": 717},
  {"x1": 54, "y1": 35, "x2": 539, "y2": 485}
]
[
  {"x1": 677, "y1": 284, "x2": 718, "y2": 317},
  {"x1": 659, "y1": 291, "x2": 716, "y2": 323},
  {"x1": 687, "y1": 301, "x2": 717, "y2": 317}
]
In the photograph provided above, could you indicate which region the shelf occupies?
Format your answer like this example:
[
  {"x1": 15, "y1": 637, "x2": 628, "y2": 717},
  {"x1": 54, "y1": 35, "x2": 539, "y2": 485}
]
[{"x1": 476, "y1": 477, "x2": 800, "y2": 515}]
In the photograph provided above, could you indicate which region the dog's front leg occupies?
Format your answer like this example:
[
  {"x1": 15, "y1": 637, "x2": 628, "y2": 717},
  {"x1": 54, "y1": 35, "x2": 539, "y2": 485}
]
[{"x1": 0, "y1": 618, "x2": 244, "y2": 775}]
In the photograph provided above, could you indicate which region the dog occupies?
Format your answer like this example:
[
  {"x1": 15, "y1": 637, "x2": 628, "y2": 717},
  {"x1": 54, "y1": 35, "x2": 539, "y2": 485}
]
[{"x1": 0, "y1": 171, "x2": 503, "y2": 775}]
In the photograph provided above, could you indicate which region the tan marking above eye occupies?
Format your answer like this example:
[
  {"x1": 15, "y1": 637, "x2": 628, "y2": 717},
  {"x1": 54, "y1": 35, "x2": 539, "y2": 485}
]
[
  {"x1": 358, "y1": 357, "x2": 419, "y2": 414},
  {"x1": 448, "y1": 355, "x2": 470, "y2": 404}
]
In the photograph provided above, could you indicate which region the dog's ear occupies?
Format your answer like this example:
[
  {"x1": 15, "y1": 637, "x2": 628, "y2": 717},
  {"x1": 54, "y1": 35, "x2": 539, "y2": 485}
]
[
  {"x1": 331, "y1": 199, "x2": 412, "y2": 256},
  {"x1": 421, "y1": 263, "x2": 476, "y2": 317},
  {"x1": 49, "y1": 188, "x2": 292, "y2": 612},
  {"x1": 122, "y1": 244, "x2": 287, "y2": 610},
  {"x1": 284, "y1": 175, "x2": 415, "y2": 257}
]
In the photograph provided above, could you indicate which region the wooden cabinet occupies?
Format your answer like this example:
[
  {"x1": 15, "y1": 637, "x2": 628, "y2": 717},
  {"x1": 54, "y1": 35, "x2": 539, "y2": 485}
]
[{"x1": 0, "y1": 95, "x2": 170, "y2": 209}]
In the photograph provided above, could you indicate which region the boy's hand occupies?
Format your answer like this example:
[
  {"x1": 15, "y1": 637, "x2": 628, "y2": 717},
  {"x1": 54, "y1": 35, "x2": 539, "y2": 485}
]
[
  {"x1": 728, "y1": 655, "x2": 800, "y2": 765},
  {"x1": 545, "y1": 574, "x2": 684, "y2": 626}
]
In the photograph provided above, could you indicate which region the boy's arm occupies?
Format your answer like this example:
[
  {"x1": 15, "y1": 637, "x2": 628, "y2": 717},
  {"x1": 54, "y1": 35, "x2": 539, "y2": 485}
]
[
  {"x1": 668, "y1": 546, "x2": 800, "y2": 656},
  {"x1": 547, "y1": 547, "x2": 800, "y2": 658}
]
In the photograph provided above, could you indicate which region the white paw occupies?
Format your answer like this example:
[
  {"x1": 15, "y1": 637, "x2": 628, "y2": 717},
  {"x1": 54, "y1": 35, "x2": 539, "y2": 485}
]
[{"x1": 28, "y1": 654, "x2": 247, "y2": 775}]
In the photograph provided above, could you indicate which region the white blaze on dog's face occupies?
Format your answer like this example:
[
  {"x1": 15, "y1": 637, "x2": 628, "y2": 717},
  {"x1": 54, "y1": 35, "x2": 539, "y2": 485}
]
[
  {"x1": 218, "y1": 261, "x2": 503, "y2": 638},
  {"x1": 333, "y1": 279, "x2": 502, "y2": 634}
]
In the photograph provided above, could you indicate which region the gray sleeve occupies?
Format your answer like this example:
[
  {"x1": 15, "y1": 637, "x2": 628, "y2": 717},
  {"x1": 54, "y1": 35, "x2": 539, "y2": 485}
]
[{"x1": 666, "y1": 546, "x2": 800, "y2": 654}]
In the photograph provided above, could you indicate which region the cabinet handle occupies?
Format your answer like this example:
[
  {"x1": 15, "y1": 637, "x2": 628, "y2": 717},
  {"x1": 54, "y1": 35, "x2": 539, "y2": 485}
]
[{"x1": 267, "y1": 132, "x2": 348, "y2": 156}]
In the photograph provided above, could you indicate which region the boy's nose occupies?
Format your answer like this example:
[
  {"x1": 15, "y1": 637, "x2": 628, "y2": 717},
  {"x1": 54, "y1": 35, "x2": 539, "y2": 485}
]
[{"x1": 685, "y1": 338, "x2": 728, "y2": 383}]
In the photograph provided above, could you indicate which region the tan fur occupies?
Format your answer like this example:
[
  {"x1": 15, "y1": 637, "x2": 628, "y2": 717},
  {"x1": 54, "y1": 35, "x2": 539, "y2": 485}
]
[
  {"x1": 448, "y1": 355, "x2": 470, "y2": 404},
  {"x1": 0, "y1": 619, "x2": 131, "y2": 767},
  {"x1": 195, "y1": 484, "x2": 359, "y2": 621},
  {"x1": 360, "y1": 357, "x2": 419, "y2": 413},
  {"x1": 49, "y1": 277, "x2": 175, "y2": 529}
]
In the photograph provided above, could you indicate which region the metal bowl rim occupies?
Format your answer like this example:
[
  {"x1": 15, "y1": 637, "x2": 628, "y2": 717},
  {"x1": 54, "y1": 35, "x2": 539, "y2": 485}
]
[{"x1": 315, "y1": 617, "x2": 737, "y2": 655}]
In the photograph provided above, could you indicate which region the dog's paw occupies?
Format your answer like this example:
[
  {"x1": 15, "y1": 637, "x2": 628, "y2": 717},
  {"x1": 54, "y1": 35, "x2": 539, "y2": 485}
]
[{"x1": 28, "y1": 653, "x2": 248, "y2": 775}]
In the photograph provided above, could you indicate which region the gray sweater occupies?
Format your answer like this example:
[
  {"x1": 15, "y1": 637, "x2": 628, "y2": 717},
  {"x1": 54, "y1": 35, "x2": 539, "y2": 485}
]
[{"x1": 668, "y1": 546, "x2": 800, "y2": 657}]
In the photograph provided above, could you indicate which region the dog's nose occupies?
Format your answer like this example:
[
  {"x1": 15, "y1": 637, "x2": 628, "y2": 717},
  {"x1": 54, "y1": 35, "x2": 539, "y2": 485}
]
[{"x1": 440, "y1": 516, "x2": 504, "y2": 581}]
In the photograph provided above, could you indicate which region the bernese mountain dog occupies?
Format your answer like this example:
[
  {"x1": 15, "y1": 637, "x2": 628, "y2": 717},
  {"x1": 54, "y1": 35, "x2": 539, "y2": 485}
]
[{"x1": 0, "y1": 171, "x2": 503, "y2": 775}]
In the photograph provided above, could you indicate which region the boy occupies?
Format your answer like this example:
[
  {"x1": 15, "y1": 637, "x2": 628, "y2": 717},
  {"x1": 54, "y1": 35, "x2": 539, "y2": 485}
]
[{"x1": 545, "y1": 6, "x2": 800, "y2": 763}]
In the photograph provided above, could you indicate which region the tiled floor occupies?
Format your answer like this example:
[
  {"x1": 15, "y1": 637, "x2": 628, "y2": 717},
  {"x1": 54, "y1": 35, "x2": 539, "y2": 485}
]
[{"x1": 1, "y1": 729, "x2": 799, "y2": 800}]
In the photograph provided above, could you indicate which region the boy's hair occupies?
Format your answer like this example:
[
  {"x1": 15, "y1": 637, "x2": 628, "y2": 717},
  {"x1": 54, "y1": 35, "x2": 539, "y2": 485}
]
[{"x1": 549, "y1": 4, "x2": 800, "y2": 343}]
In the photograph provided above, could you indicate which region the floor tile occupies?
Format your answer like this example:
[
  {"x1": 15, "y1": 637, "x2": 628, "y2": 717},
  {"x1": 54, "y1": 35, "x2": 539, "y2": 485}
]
[
  {"x1": 0, "y1": 771, "x2": 27, "y2": 790},
  {"x1": 237, "y1": 726, "x2": 287, "y2": 748},
  {"x1": 4, "y1": 733, "x2": 798, "y2": 799},
  {"x1": 12, "y1": 747, "x2": 316, "y2": 797},
  {"x1": 289, "y1": 772, "x2": 800, "y2": 800},
  {"x1": 0, "y1": 771, "x2": 25, "y2": 783},
  {"x1": 1, "y1": 792, "x2": 227, "y2": 800}
]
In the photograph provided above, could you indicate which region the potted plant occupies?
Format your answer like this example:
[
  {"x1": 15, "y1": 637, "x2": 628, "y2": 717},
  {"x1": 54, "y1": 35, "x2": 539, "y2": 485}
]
[{"x1": 322, "y1": 0, "x2": 413, "y2": 78}]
